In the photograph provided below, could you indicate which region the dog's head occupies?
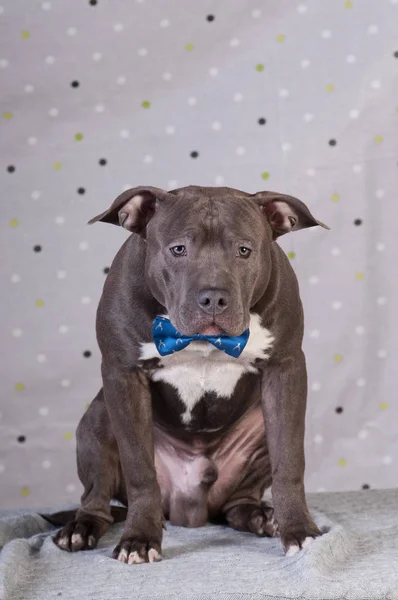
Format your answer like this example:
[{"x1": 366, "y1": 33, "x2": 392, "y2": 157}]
[{"x1": 89, "y1": 185, "x2": 328, "y2": 336}]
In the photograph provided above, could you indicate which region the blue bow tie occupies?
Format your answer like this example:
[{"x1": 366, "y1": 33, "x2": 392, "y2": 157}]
[{"x1": 152, "y1": 317, "x2": 250, "y2": 358}]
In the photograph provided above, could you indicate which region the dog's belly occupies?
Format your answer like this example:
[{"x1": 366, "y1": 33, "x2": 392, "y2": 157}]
[
  {"x1": 140, "y1": 313, "x2": 274, "y2": 427},
  {"x1": 154, "y1": 405, "x2": 271, "y2": 526}
]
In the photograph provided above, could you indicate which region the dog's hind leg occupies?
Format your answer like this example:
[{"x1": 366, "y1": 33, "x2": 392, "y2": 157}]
[
  {"x1": 53, "y1": 389, "x2": 123, "y2": 552},
  {"x1": 216, "y1": 458, "x2": 276, "y2": 537},
  {"x1": 208, "y1": 406, "x2": 277, "y2": 537}
]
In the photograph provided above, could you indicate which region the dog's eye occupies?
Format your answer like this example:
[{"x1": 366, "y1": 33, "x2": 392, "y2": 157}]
[
  {"x1": 238, "y1": 246, "x2": 251, "y2": 258},
  {"x1": 170, "y1": 245, "x2": 186, "y2": 257}
]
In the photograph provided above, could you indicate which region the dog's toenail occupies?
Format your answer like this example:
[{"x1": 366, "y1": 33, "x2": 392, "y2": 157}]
[
  {"x1": 71, "y1": 533, "x2": 83, "y2": 546},
  {"x1": 148, "y1": 548, "x2": 162, "y2": 563},
  {"x1": 128, "y1": 551, "x2": 145, "y2": 565},
  {"x1": 118, "y1": 549, "x2": 129, "y2": 563}
]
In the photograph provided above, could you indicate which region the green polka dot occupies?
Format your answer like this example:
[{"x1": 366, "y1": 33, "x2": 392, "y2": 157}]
[
  {"x1": 261, "y1": 171, "x2": 270, "y2": 180},
  {"x1": 374, "y1": 135, "x2": 383, "y2": 144},
  {"x1": 20, "y1": 487, "x2": 30, "y2": 497},
  {"x1": 338, "y1": 458, "x2": 347, "y2": 467},
  {"x1": 15, "y1": 383, "x2": 25, "y2": 392},
  {"x1": 10, "y1": 218, "x2": 19, "y2": 228},
  {"x1": 21, "y1": 30, "x2": 30, "y2": 39},
  {"x1": 287, "y1": 251, "x2": 296, "y2": 260},
  {"x1": 35, "y1": 299, "x2": 45, "y2": 308},
  {"x1": 276, "y1": 34, "x2": 286, "y2": 43},
  {"x1": 325, "y1": 84, "x2": 335, "y2": 93},
  {"x1": 85, "y1": 402, "x2": 91, "y2": 410},
  {"x1": 380, "y1": 402, "x2": 388, "y2": 411},
  {"x1": 256, "y1": 64, "x2": 265, "y2": 72},
  {"x1": 355, "y1": 272, "x2": 364, "y2": 280},
  {"x1": 185, "y1": 43, "x2": 194, "y2": 51},
  {"x1": 75, "y1": 132, "x2": 83, "y2": 141},
  {"x1": 334, "y1": 354, "x2": 343, "y2": 363},
  {"x1": 53, "y1": 162, "x2": 62, "y2": 170},
  {"x1": 331, "y1": 193, "x2": 340, "y2": 203},
  {"x1": 141, "y1": 100, "x2": 151, "y2": 109},
  {"x1": 64, "y1": 432, "x2": 73, "y2": 440},
  {"x1": 344, "y1": 1, "x2": 353, "y2": 7},
  {"x1": 3, "y1": 111, "x2": 13, "y2": 120}
]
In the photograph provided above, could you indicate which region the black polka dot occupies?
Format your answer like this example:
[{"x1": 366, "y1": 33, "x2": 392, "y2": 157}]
[
  {"x1": 258, "y1": 118, "x2": 267, "y2": 125},
  {"x1": 206, "y1": 14, "x2": 215, "y2": 22},
  {"x1": 98, "y1": 158, "x2": 107, "y2": 166},
  {"x1": 362, "y1": 483, "x2": 370, "y2": 490},
  {"x1": 335, "y1": 406, "x2": 343, "y2": 414},
  {"x1": 190, "y1": 151, "x2": 199, "y2": 159},
  {"x1": 394, "y1": 51, "x2": 398, "y2": 58},
  {"x1": 354, "y1": 218, "x2": 362, "y2": 226},
  {"x1": 71, "y1": 80, "x2": 80, "y2": 88},
  {"x1": 83, "y1": 350, "x2": 92, "y2": 358},
  {"x1": 89, "y1": 0, "x2": 97, "y2": 4},
  {"x1": 17, "y1": 435, "x2": 26, "y2": 443},
  {"x1": 329, "y1": 139, "x2": 337, "y2": 146},
  {"x1": 33, "y1": 245, "x2": 42, "y2": 253},
  {"x1": 7, "y1": 165, "x2": 15, "y2": 173},
  {"x1": 77, "y1": 187, "x2": 86, "y2": 195},
  {"x1": 103, "y1": 267, "x2": 110, "y2": 274}
]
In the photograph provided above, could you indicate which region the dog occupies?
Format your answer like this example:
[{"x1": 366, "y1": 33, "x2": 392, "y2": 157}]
[{"x1": 51, "y1": 185, "x2": 328, "y2": 564}]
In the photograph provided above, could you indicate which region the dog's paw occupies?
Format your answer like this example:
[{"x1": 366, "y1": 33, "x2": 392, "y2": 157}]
[
  {"x1": 225, "y1": 502, "x2": 278, "y2": 537},
  {"x1": 247, "y1": 503, "x2": 278, "y2": 537},
  {"x1": 280, "y1": 519, "x2": 321, "y2": 556},
  {"x1": 53, "y1": 518, "x2": 105, "y2": 552},
  {"x1": 112, "y1": 537, "x2": 162, "y2": 565},
  {"x1": 285, "y1": 535, "x2": 315, "y2": 556}
]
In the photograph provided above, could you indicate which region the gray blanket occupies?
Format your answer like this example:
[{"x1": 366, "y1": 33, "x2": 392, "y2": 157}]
[{"x1": 0, "y1": 489, "x2": 397, "y2": 600}]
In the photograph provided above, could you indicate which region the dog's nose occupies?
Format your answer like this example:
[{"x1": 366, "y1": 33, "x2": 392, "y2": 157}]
[{"x1": 197, "y1": 289, "x2": 229, "y2": 315}]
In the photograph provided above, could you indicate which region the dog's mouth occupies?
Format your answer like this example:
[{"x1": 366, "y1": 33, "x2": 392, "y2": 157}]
[
  {"x1": 172, "y1": 313, "x2": 247, "y2": 337},
  {"x1": 197, "y1": 324, "x2": 224, "y2": 336}
]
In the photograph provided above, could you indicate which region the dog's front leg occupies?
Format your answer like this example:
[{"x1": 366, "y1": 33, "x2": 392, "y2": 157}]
[
  {"x1": 261, "y1": 350, "x2": 321, "y2": 555},
  {"x1": 102, "y1": 362, "x2": 163, "y2": 564}
]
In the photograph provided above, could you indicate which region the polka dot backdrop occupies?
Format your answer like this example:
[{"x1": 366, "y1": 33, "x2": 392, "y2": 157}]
[{"x1": 1, "y1": 0, "x2": 397, "y2": 508}]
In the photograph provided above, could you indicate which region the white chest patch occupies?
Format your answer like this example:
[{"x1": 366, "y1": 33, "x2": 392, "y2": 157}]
[{"x1": 139, "y1": 313, "x2": 274, "y2": 424}]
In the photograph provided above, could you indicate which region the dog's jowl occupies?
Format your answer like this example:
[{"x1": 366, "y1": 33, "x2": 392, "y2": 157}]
[{"x1": 53, "y1": 185, "x2": 329, "y2": 564}]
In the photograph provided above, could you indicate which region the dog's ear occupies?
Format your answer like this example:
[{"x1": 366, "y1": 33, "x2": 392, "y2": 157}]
[
  {"x1": 253, "y1": 191, "x2": 330, "y2": 240},
  {"x1": 88, "y1": 186, "x2": 170, "y2": 235}
]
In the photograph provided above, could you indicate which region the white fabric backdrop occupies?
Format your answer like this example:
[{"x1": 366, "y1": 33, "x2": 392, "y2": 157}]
[{"x1": 1, "y1": 0, "x2": 397, "y2": 508}]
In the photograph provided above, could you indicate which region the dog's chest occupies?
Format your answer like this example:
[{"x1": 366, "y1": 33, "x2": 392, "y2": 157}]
[{"x1": 139, "y1": 314, "x2": 274, "y2": 424}]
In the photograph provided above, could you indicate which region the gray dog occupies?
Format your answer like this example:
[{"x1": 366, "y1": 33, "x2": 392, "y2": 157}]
[{"x1": 51, "y1": 185, "x2": 328, "y2": 564}]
